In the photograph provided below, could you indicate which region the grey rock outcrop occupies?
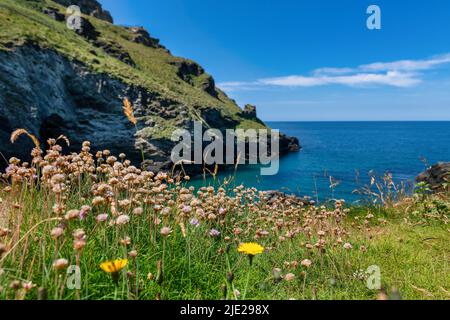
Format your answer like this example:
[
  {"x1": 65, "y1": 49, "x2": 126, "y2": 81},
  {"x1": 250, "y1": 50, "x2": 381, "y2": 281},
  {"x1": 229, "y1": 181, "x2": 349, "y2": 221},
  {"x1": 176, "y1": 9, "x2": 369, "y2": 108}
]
[
  {"x1": 0, "y1": 45, "x2": 177, "y2": 165},
  {"x1": 74, "y1": 16, "x2": 99, "y2": 40},
  {"x1": 42, "y1": 7, "x2": 65, "y2": 22},
  {"x1": 416, "y1": 162, "x2": 450, "y2": 193},
  {"x1": 170, "y1": 60, "x2": 218, "y2": 98},
  {"x1": 52, "y1": 0, "x2": 114, "y2": 23},
  {"x1": 127, "y1": 27, "x2": 162, "y2": 49}
]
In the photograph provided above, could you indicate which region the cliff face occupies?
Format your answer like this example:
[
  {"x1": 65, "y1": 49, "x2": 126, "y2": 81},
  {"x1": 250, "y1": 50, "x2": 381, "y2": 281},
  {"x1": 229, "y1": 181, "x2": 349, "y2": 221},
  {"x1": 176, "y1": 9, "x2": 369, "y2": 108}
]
[
  {"x1": 52, "y1": 0, "x2": 113, "y2": 23},
  {"x1": 0, "y1": 0, "x2": 299, "y2": 170}
]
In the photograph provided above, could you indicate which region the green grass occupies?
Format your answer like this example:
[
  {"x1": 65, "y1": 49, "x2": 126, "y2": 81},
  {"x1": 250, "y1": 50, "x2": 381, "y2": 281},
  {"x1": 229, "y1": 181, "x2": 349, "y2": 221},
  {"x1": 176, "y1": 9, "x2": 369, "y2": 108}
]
[{"x1": 0, "y1": 151, "x2": 448, "y2": 300}]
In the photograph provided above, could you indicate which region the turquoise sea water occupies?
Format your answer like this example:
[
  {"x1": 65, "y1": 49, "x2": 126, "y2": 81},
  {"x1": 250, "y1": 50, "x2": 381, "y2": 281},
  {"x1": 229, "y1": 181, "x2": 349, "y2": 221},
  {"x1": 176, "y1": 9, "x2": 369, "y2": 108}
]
[{"x1": 192, "y1": 122, "x2": 450, "y2": 203}]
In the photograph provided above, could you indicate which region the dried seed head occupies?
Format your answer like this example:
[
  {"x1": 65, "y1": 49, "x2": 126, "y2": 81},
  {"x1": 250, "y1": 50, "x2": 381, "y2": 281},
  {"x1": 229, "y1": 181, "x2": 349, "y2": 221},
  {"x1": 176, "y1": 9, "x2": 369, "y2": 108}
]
[
  {"x1": 116, "y1": 214, "x2": 130, "y2": 225},
  {"x1": 96, "y1": 213, "x2": 109, "y2": 222},
  {"x1": 301, "y1": 259, "x2": 312, "y2": 268},
  {"x1": 284, "y1": 273, "x2": 296, "y2": 282},
  {"x1": 51, "y1": 227, "x2": 64, "y2": 239},
  {"x1": 343, "y1": 243, "x2": 353, "y2": 250},
  {"x1": 52, "y1": 258, "x2": 69, "y2": 271},
  {"x1": 160, "y1": 227, "x2": 171, "y2": 237}
]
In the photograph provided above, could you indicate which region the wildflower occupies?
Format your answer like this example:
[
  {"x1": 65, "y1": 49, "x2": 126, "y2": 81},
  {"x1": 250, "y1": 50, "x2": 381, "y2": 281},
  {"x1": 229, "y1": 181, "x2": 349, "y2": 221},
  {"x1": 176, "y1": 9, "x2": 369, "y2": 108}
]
[
  {"x1": 50, "y1": 227, "x2": 64, "y2": 239},
  {"x1": 209, "y1": 229, "x2": 221, "y2": 238},
  {"x1": 189, "y1": 218, "x2": 199, "y2": 227},
  {"x1": 238, "y1": 242, "x2": 264, "y2": 266},
  {"x1": 92, "y1": 196, "x2": 105, "y2": 206},
  {"x1": 161, "y1": 207, "x2": 170, "y2": 216},
  {"x1": 74, "y1": 239, "x2": 86, "y2": 251},
  {"x1": 234, "y1": 289, "x2": 241, "y2": 298},
  {"x1": 96, "y1": 213, "x2": 108, "y2": 222},
  {"x1": 301, "y1": 259, "x2": 312, "y2": 268},
  {"x1": 360, "y1": 245, "x2": 367, "y2": 252},
  {"x1": 128, "y1": 250, "x2": 138, "y2": 258},
  {"x1": 22, "y1": 281, "x2": 36, "y2": 292},
  {"x1": 207, "y1": 213, "x2": 217, "y2": 220},
  {"x1": 65, "y1": 209, "x2": 80, "y2": 220},
  {"x1": 181, "y1": 205, "x2": 192, "y2": 214},
  {"x1": 79, "y1": 205, "x2": 91, "y2": 220},
  {"x1": 160, "y1": 226, "x2": 171, "y2": 237},
  {"x1": 120, "y1": 236, "x2": 132, "y2": 246},
  {"x1": 73, "y1": 229, "x2": 86, "y2": 240},
  {"x1": 116, "y1": 214, "x2": 130, "y2": 225},
  {"x1": 100, "y1": 259, "x2": 128, "y2": 284},
  {"x1": 233, "y1": 227, "x2": 243, "y2": 235},
  {"x1": 284, "y1": 273, "x2": 296, "y2": 282},
  {"x1": 272, "y1": 268, "x2": 283, "y2": 281},
  {"x1": 133, "y1": 207, "x2": 143, "y2": 215},
  {"x1": 52, "y1": 258, "x2": 69, "y2": 271},
  {"x1": 343, "y1": 243, "x2": 353, "y2": 250}
]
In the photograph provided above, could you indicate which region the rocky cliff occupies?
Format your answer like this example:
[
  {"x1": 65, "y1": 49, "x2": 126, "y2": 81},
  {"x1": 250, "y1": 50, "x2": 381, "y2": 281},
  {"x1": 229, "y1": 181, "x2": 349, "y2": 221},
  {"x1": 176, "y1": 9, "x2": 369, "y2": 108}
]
[
  {"x1": 0, "y1": 0, "x2": 299, "y2": 171},
  {"x1": 416, "y1": 162, "x2": 450, "y2": 193}
]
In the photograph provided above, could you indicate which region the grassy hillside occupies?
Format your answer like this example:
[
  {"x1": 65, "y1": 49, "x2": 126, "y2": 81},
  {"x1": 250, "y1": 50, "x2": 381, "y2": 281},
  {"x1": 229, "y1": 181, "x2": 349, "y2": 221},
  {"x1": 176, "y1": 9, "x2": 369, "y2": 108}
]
[{"x1": 0, "y1": 0, "x2": 266, "y2": 139}]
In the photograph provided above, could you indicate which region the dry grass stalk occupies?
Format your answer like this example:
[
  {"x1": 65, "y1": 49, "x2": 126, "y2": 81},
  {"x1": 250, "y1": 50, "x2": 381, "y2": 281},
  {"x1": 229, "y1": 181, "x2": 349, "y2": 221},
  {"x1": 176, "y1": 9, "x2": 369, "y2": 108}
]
[
  {"x1": 10, "y1": 128, "x2": 40, "y2": 149},
  {"x1": 123, "y1": 98, "x2": 137, "y2": 126}
]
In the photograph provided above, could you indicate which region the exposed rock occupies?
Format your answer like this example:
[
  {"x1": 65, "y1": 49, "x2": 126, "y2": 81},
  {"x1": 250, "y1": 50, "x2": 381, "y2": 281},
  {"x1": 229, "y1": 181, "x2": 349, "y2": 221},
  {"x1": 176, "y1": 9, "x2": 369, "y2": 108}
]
[
  {"x1": 416, "y1": 162, "x2": 450, "y2": 193},
  {"x1": 74, "y1": 16, "x2": 98, "y2": 41},
  {"x1": 200, "y1": 108, "x2": 238, "y2": 131},
  {"x1": 0, "y1": 45, "x2": 177, "y2": 165},
  {"x1": 241, "y1": 104, "x2": 257, "y2": 119},
  {"x1": 93, "y1": 40, "x2": 135, "y2": 66},
  {"x1": 200, "y1": 76, "x2": 218, "y2": 98},
  {"x1": 172, "y1": 60, "x2": 204, "y2": 80},
  {"x1": 42, "y1": 7, "x2": 65, "y2": 22},
  {"x1": 91, "y1": 6, "x2": 113, "y2": 23},
  {"x1": 170, "y1": 60, "x2": 218, "y2": 98},
  {"x1": 52, "y1": 0, "x2": 113, "y2": 23},
  {"x1": 280, "y1": 134, "x2": 301, "y2": 154},
  {"x1": 127, "y1": 27, "x2": 162, "y2": 48}
]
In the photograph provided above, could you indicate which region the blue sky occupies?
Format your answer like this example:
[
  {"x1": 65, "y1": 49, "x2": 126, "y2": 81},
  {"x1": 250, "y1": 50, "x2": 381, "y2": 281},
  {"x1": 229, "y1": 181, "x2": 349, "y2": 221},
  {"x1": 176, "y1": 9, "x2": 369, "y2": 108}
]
[{"x1": 101, "y1": 0, "x2": 450, "y2": 121}]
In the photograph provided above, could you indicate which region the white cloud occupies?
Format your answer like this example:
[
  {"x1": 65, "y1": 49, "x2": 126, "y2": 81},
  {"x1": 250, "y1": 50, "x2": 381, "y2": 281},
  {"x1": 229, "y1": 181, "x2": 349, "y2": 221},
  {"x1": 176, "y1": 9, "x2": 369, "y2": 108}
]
[
  {"x1": 217, "y1": 53, "x2": 450, "y2": 91},
  {"x1": 359, "y1": 54, "x2": 450, "y2": 72}
]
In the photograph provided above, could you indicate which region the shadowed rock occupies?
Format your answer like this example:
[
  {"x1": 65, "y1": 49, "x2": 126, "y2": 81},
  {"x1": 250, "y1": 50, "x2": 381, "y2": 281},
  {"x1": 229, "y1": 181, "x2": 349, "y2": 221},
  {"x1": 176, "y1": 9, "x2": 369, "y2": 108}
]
[{"x1": 416, "y1": 162, "x2": 450, "y2": 192}]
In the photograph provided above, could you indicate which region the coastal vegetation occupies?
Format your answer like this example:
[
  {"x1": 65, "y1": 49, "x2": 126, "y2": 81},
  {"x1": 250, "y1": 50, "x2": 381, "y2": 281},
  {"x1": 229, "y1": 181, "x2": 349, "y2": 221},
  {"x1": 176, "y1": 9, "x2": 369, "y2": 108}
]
[{"x1": 0, "y1": 131, "x2": 448, "y2": 300}]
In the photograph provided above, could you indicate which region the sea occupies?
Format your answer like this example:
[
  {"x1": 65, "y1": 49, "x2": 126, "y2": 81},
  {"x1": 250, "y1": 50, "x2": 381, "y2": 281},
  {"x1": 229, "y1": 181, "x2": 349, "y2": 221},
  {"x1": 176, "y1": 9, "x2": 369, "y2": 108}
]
[{"x1": 191, "y1": 121, "x2": 450, "y2": 204}]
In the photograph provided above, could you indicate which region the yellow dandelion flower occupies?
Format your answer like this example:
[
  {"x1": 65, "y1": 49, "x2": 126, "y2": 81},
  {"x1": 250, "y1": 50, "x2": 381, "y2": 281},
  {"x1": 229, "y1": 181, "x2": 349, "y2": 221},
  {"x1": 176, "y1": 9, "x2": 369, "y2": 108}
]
[
  {"x1": 100, "y1": 259, "x2": 128, "y2": 284},
  {"x1": 238, "y1": 242, "x2": 265, "y2": 256},
  {"x1": 100, "y1": 259, "x2": 128, "y2": 273}
]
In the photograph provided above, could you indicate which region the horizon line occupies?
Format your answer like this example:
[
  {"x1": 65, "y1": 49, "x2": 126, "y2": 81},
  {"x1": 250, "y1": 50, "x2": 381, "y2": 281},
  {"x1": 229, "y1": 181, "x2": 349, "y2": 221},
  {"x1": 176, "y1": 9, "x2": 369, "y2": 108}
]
[{"x1": 264, "y1": 120, "x2": 450, "y2": 122}]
